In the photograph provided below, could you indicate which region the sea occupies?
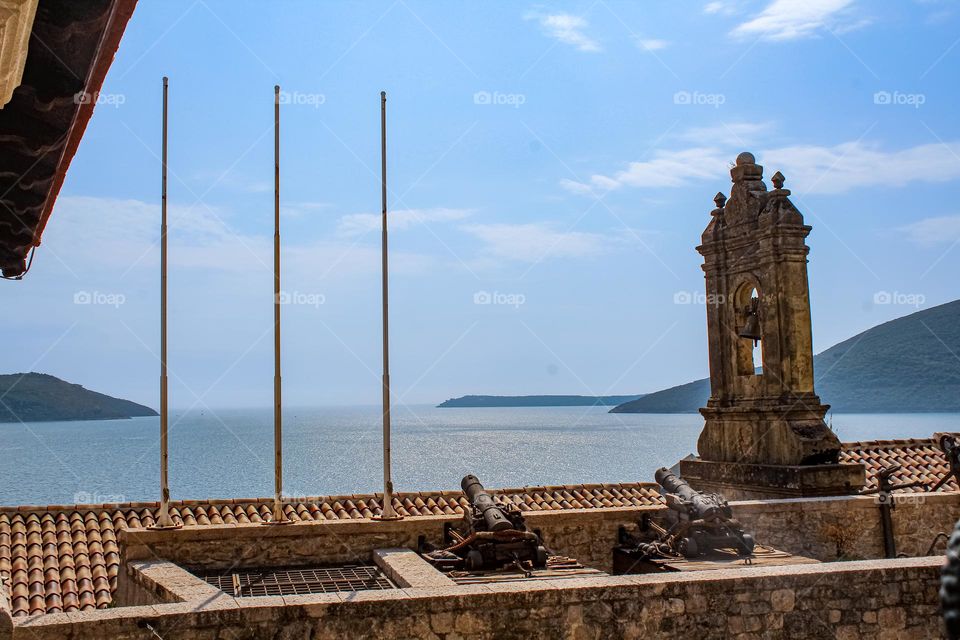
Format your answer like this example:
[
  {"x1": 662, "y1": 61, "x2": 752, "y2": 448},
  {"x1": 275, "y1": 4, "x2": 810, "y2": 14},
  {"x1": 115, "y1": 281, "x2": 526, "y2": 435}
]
[{"x1": 0, "y1": 406, "x2": 957, "y2": 506}]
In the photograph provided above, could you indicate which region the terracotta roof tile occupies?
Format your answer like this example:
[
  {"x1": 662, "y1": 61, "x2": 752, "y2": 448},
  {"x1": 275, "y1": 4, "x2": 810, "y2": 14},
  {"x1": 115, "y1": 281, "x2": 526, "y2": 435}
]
[{"x1": 840, "y1": 433, "x2": 959, "y2": 493}]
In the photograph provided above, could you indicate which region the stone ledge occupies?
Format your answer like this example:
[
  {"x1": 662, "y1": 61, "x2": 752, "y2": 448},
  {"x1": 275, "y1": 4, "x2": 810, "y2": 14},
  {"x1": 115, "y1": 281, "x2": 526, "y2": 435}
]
[
  {"x1": 680, "y1": 458, "x2": 866, "y2": 499},
  {"x1": 373, "y1": 549, "x2": 456, "y2": 588},
  {"x1": 127, "y1": 560, "x2": 222, "y2": 603}
]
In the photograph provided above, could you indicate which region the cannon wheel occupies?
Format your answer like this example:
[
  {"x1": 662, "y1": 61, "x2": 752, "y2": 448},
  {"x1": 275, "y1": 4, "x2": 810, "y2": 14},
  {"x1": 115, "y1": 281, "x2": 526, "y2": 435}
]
[
  {"x1": 679, "y1": 537, "x2": 699, "y2": 558},
  {"x1": 535, "y1": 545, "x2": 548, "y2": 567},
  {"x1": 465, "y1": 550, "x2": 484, "y2": 571}
]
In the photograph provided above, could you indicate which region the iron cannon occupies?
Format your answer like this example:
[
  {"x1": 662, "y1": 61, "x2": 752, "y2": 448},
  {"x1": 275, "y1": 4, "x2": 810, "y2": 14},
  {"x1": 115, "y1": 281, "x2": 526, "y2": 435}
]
[
  {"x1": 421, "y1": 474, "x2": 548, "y2": 572},
  {"x1": 653, "y1": 467, "x2": 755, "y2": 558}
]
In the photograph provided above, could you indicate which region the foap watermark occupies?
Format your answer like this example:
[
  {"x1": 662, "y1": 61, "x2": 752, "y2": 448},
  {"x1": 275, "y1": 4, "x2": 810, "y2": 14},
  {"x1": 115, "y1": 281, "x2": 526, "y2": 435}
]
[
  {"x1": 673, "y1": 90, "x2": 725, "y2": 108},
  {"x1": 873, "y1": 90, "x2": 925, "y2": 109},
  {"x1": 473, "y1": 90, "x2": 526, "y2": 108},
  {"x1": 277, "y1": 291, "x2": 325, "y2": 307},
  {"x1": 873, "y1": 290, "x2": 925, "y2": 308},
  {"x1": 74, "y1": 91, "x2": 126, "y2": 108},
  {"x1": 474, "y1": 290, "x2": 526, "y2": 308},
  {"x1": 279, "y1": 90, "x2": 325, "y2": 108},
  {"x1": 873, "y1": 492, "x2": 926, "y2": 507},
  {"x1": 673, "y1": 291, "x2": 726, "y2": 306},
  {"x1": 74, "y1": 290, "x2": 126, "y2": 308},
  {"x1": 74, "y1": 491, "x2": 126, "y2": 505}
]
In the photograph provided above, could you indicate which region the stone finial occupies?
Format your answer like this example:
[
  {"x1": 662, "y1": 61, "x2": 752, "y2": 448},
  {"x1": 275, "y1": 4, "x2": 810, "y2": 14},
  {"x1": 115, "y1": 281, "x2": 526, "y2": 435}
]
[
  {"x1": 730, "y1": 151, "x2": 763, "y2": 185},
  {"x1": 714, "y1": 192, "x2": 727, "y2": 209},
  {"x1": 771, "y1": 171, "x2": 785, "y2": 190}
]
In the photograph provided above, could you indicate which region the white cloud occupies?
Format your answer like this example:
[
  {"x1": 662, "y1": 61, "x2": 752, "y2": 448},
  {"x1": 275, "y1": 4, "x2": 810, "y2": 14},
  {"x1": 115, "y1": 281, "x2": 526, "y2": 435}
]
[
  {"x1": 462, "y1": 223, "x2": 612, "y2": 262},
  {"x1": 677, "y1": 121, "x2": 773, "y2": 147},
  {"x1": 898, "y1": 215, "x2": 960, "y2": 246},
  {"x1": 562, "y1": 138, "x2": 960, "y2": 196},
  {"x1": 637, "y1": 38, "x2": 670, "y2": 51},
  {"x1": 731, "y1": 0, "x2": 857, "y2": 41},
  {"x1": 765, "y1": 140, "x2": 960, "y2": 194},
  {"x1": 561, "y1": 148, "x2": 731, "y2": 195},
  {"x1": 280, "y1": 202, "x2": 331, "y2": 218},
  {"x1": 337, "y1": 208, "x2": 472, "y2": 236},
  {"x1": 44, "y1": 196, "x2": 436, "y2": 277},
  {"x1": 704, "y1": 2, "x2": 733, "y2": 15},
  {"x1": 528, "y1": 13, "x2": 601, "y2": 52}
]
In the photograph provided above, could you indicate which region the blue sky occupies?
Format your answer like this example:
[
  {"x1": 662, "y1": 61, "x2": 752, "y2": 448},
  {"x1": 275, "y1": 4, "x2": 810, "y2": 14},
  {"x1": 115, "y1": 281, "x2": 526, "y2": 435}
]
[{"x1": 4, "y1": 0, "x2": 960, "y2": 409}]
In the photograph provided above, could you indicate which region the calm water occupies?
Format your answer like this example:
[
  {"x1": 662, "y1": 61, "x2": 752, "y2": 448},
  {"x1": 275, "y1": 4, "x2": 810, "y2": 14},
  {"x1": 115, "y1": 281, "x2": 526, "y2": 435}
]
[{"x1": 0, "y1": 406, "x2": 956, "y2": 506}]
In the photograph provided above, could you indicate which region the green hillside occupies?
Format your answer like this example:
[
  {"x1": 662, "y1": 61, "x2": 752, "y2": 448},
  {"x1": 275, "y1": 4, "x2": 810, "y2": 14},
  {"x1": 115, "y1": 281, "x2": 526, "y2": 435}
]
[
  {"x1": 439, "y1": 394, "x2": 643, "y2": 408},
  {"x1": 0, "y1": 373, "x2": 158, "y2": 423},
  {"x1": 611, "y1": 300, "x2": 960, "y2": 414}
]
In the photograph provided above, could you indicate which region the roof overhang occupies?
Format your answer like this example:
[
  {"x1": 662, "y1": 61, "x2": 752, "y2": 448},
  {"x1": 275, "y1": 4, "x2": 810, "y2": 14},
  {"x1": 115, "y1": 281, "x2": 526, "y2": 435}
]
[{"x1": 0, "y1": 0, "x2": 137, "y2": 278}]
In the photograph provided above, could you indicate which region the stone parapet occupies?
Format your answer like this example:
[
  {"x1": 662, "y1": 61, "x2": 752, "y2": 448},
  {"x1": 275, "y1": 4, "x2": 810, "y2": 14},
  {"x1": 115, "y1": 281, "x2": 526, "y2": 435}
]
[{"x1": 10, "y1": 556, "x2": 946, "y2": 639}]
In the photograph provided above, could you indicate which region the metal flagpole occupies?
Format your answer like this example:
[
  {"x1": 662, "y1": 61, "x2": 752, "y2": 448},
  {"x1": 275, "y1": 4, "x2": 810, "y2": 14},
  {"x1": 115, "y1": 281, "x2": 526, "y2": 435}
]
[
  {"x1": 272, "y1": 85, "x2": 285, "y2": 523},
  {"x1": 156, "y1": 76, "x2": 175, "y2": 529},
  {"x1": 378, "y1": 91, "x2": 400, "y2": 521}
]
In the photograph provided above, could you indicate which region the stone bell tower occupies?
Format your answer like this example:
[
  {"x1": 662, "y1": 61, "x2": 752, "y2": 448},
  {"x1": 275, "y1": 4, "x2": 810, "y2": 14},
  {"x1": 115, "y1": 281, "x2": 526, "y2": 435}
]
[{"x1": 680, "y1": 152, "x2": 864, "y2": 499}]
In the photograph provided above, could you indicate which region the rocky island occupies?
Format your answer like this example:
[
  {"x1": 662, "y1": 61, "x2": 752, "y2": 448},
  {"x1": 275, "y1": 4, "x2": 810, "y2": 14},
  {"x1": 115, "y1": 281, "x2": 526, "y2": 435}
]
[
  {"x1": 0, "y1": 372, "x2": 158, "y2": 423},
  {"x1": 438, "y1": 394, "x2": 643, "y2": 408}
]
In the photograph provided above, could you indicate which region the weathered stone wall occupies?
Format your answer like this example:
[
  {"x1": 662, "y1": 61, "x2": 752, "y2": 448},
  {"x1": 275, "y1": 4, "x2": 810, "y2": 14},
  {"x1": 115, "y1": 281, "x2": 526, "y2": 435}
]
[
  {"x1": 117, "y1": 492, "x2": 960, "y2": 578},
  {"x1": 120, "y1": 516, "x2": 452, "y2": 570},
  {"x1": 114, "y1": 560, "x2": 221, "y2": 607},
  {"x1": 13, "y1": 557, "x2": 945, "y2": 639},
  {"x1": 525, "y1": 508, "x2": 642, "y2": 572},
  {"x1": 732, "y1": 492, "x2": 960, "y2": 561},
  {"x1": 533, "y1": 492, "x2": 960, "y2": 569}
]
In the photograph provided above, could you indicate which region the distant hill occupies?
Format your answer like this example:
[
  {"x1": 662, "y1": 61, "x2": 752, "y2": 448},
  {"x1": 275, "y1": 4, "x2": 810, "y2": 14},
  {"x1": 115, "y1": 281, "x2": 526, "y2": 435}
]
[
  {"x1": 439, "y1": 394, "x2": 644, "y2": 408},
  {"x1": 0, "y1": 373, "x2": 157, "y2": 423},
  {"x1": 611, "y1": 300, "x2": 960, "y2": 414}
]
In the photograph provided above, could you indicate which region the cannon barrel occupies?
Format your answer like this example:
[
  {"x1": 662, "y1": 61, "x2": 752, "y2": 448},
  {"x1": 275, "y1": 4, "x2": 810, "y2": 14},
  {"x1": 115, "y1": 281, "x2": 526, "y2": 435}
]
[
  {"x1": 655, "y1": 467, "x2": 726, "y2": 521},
  {"x1": 461, "y1": 474, "x2": 513, "y2": 532}
]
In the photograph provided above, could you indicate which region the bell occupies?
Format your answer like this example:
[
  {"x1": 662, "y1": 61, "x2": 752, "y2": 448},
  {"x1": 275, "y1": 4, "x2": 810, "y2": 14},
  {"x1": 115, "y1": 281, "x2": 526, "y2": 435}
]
[{"x1": 738, "y1": 299, "x2": 762, "y2": 344}]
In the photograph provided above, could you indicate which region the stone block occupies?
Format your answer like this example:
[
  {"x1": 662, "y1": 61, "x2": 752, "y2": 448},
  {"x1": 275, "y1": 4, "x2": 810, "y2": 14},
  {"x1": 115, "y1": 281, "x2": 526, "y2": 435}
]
[{"x1": 680, "y1": 458, "x2": 865, "y2": 500}]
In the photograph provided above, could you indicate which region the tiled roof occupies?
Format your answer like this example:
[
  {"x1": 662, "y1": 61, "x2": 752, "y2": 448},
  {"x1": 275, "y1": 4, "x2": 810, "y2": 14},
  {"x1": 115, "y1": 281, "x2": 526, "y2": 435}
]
[
  {"x1": 840, "y1": 433, "x2": 959, "y2": 493},
  {"x1": 0, "y1": 0, "x2": 137, "y2": 278},
  {"x1": 0, "y1": 483, "x2": 662, "y2": 617}
]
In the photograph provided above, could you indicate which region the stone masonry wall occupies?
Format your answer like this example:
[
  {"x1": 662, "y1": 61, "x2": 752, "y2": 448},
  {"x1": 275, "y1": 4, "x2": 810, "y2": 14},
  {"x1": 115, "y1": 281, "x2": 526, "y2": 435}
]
[
  {"x1": 732, "y1": 492, "x2": 960, "y2": 561},
  {"x1": 13, "y1": 557, "x2": 945, "y2": 640},
  {"x1": 529, "y1": 492, "x2": 960, "y2": 570},
  {"x1": 117, "y1": 492, "x2": 960, "y2": 581},
  {"x1": 120, "y1": 516, "x2": 451, "y2": 571}
]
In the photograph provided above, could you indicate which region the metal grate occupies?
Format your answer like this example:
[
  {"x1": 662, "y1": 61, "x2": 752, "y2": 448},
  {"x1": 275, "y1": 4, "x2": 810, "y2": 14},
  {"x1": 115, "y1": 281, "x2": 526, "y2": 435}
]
[
  {"x1": 446, "y1": 556, "x2": 605, "y2": 585},
  {"x1": 195, "y1": 564, "x2": 395, "y2": 597}
]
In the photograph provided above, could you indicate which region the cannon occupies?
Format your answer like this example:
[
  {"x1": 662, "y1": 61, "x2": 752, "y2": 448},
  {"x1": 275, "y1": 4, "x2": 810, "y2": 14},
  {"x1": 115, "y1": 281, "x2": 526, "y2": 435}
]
[
  {"x1": 615, "y1": 468, "x2": 755, "y2": 568},
  {"x1": 653, "y1": 467, "x2": 755, "y2": 557},
  {"x1": 421, "y1": 475, "x2": 549, "y2": 572},
  {"x1": 462, "y1": 474, "x2": 513, "y2": 532}
]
